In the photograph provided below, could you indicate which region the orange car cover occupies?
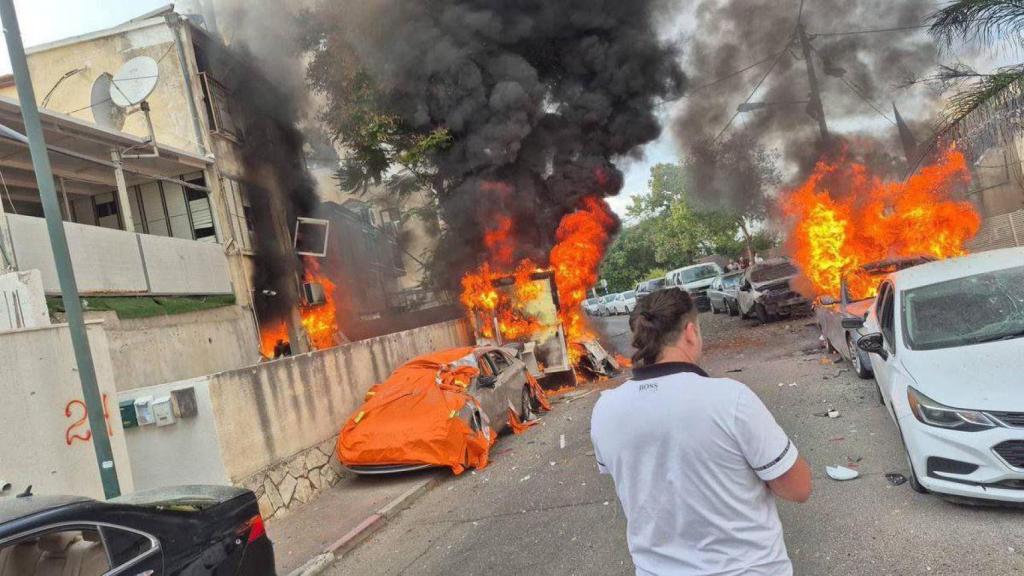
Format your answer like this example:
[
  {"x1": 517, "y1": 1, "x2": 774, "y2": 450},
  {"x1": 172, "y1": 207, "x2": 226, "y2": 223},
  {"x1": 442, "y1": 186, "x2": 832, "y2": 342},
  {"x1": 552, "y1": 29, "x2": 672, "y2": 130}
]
[{"x1": 337, "y1": 347, "x2": 496, "y2": 475}]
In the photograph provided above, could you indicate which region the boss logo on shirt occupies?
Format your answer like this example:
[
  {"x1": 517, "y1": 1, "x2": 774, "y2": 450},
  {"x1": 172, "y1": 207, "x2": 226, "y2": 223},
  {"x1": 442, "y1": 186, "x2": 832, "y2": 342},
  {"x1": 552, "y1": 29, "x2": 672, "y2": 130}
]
[{"x1": 639, "y1": 383, "x2": 658, "y2": 392}]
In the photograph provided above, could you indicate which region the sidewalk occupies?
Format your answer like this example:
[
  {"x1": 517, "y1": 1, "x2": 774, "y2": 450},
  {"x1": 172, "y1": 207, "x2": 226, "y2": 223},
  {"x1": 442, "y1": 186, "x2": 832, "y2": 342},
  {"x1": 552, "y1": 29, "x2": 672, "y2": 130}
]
[{"x1": 267, "y1": 468, "x2": 444, "y2": 575}]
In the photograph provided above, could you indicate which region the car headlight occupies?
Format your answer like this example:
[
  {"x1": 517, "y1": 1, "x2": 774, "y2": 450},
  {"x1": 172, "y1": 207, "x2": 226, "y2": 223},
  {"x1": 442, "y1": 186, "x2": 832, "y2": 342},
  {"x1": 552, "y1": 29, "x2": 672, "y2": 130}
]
[{"x1": 906, "y1": 387, "x2": 996, "y2": 432}]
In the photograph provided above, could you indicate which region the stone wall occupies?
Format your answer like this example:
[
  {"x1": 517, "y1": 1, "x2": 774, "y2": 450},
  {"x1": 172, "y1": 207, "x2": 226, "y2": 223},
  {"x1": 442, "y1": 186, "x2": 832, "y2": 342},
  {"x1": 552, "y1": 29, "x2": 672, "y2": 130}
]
[{"x1": 240, "y1": 437, "x2": 348, "y2": 520}]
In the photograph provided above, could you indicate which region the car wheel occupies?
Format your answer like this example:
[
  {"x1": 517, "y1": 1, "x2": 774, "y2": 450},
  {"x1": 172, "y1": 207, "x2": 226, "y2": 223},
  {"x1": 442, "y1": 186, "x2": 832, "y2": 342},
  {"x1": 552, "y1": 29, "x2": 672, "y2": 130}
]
[
  {"x1": 755, "y1": 303, "x2": 770, "y2": 324},
  {"x1": 520, "y1": 386, "x2": 535, "y2": 422},
  {"x1": 895, "y1": 420, "x2": 929, "y2": 495},
  {"x1": 847, "y1": 334, "x2": 872, "y2": 379},
  {"x1": 711, "y1": 300, "x2": 720, "y2": 314},
  {"x1": 728, "y1": 300, "x2": 739, "y2": 316}
]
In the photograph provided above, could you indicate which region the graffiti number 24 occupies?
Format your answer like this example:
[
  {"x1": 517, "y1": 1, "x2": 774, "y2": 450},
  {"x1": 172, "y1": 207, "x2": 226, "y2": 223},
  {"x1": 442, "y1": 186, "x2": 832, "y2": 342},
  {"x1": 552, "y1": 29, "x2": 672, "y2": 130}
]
[{"x1": 64, "y1": 394, "x2": 113, "y2": 446}]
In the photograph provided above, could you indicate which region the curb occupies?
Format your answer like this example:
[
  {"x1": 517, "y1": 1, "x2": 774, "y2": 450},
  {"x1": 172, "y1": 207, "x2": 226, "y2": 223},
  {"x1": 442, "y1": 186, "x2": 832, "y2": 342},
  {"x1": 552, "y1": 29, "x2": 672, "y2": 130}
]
[{"x1": 286, "y1": 474, "x2": 443, "y2": 576}]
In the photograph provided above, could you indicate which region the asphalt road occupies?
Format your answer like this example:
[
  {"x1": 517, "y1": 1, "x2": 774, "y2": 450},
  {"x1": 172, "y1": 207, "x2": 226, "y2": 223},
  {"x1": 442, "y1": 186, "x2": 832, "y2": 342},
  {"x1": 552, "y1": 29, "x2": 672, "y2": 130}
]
[{"x1": 328, "y1": 312, "x2": 1024, "y2": 575}]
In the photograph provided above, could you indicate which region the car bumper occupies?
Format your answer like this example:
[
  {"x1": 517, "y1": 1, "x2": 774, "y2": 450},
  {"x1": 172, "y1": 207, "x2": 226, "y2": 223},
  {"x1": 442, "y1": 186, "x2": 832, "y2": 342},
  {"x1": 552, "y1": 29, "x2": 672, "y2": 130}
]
[
  {"x1": 765, "y1": 295, "x2": 811, "y2": 316},
  {"x1": 901, "y1": 414, "x2": 1024, "y2": 502}
]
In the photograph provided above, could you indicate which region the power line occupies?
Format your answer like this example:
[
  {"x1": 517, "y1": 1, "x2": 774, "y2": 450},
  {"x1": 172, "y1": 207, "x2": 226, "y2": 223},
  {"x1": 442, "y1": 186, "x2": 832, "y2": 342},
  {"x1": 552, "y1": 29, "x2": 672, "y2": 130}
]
[
  {"x1": 812, "y1": 23, "x2": 933, "y2": 37},
  {"x1": 713, "y1": 0, "x2": 805, "y2": 142},
  {"x1": 62, "y1": 44, "x2": 174, "y2": 116},
  {"x1": 688, "y1": 51, "x2": 786, "y2": 93},
  {"x1": 838, "y1": 76, "x2": 897, "y2": 126}
]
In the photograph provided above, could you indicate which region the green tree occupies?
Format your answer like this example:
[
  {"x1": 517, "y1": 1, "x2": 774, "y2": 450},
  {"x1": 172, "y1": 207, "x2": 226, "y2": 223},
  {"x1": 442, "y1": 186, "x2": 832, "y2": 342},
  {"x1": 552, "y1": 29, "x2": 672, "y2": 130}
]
[
  {"x1": 927, "y1": 1, "x2": 1024, "y2": 149},
  {"x1": 599, "y1": 219, "x2": 662, "y2": 293}
]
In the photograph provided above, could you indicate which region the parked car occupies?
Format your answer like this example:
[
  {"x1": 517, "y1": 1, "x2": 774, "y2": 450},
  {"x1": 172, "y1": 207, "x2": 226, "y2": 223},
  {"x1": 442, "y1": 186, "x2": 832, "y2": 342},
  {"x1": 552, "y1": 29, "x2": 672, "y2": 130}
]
[
  {"x1": 853, "y1": 247, "x2": 1024, "y2": 501},
  {"x1": 816, "y1": 256, "x2": 934, "y2": 378},
  {"x1": 339, "y1": 346, "x2": 543, "y2": 475},
  {"x1": 583, "y1": 297, "x2": 601, "y2": 316},
  {"x1": 597, "y1": 293, "x2": 618, "y2": 316},
  {"x1": 607, "y1": 291, "x2": 637, "y2": 315},
  {"x1": 0, "y1": 485, "x2": 274, "y2": 576},
  {"x1": 635, "y1": 277, "x2": 668, "y2": 301},
  {"x1": 736, "y1": 258, "x2": 811, "y2": 323},
  {"x1": 666, "y1": 263, "x2": 723, "y2": 311},
  {"x1": 707, "y1": 271, "x2": 744, "y2": 316}
]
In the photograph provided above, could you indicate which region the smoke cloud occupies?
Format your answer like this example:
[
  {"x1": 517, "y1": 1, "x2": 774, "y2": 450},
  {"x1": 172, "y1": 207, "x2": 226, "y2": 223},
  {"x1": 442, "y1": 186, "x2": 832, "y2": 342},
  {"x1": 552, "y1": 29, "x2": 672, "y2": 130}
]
[
  {"x1": 673, "y1": 0, "x2": 940, "y2": 210},
  {"x1": 304, "y1": 0, "x2": 686, "y2": 283}
]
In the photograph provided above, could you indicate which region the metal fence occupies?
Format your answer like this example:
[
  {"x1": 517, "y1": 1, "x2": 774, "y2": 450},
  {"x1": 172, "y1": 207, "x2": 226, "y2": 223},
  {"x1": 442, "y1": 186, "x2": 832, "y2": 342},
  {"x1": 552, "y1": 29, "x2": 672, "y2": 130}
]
[{"x1": 968, "y1": 208, "x2": 1024, "y2": 252}]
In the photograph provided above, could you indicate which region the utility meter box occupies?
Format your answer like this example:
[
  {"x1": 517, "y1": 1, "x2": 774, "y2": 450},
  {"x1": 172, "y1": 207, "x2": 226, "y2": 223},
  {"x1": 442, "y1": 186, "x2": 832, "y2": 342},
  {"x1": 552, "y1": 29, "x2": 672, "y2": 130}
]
[
  {"x1": 119, "y1": 400, "x2": 139, "y2": 429},
  {"x1": 152, "y1": 396, "x2": 175, "y2": 427},
  {"x1": 134, "y1": 396, "x2": 155, "y2": 426}
]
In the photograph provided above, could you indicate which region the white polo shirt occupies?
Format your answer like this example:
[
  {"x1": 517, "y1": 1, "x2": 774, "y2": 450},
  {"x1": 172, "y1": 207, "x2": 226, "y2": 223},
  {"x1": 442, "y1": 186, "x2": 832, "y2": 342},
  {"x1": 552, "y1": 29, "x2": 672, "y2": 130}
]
[{"x1": 590, "y1": 362, "x2": 798, "y2": 576}]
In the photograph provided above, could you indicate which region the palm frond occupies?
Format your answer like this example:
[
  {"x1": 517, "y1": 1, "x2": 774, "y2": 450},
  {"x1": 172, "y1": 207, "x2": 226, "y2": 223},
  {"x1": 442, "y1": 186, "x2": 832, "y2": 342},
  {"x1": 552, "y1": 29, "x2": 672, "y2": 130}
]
[{"x1": 930, "y1": 0, "x2": 1024, "y2": 48}]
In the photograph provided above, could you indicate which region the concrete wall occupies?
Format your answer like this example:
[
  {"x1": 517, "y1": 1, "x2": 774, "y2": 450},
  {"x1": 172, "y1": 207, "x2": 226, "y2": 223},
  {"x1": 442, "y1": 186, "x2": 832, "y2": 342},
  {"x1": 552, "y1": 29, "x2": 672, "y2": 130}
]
[
  {"x1": 0, "y1": 322, "x2": 133, "y2": 499},
  {"x1": 95, "y1": 305, "x2": 259, "y2": 391},
  {"x1": 118, "y1": 378, "x2": 229, "y2": 490},
  {"x1": 0, "y1": 269, "x2": 49, "y2": 331},
  {"x1": 116, "y1": 318, "x2": 472, "y2": 518},
  {"x1": 7, "y1": 214, "x2": 233, "y2": 296}
]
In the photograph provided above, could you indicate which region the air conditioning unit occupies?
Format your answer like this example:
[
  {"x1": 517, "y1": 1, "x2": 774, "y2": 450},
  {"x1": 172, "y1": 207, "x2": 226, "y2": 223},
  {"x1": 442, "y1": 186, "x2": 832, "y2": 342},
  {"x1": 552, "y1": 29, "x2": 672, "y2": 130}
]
[{"x1": 302, "y1": 281, "x2": 325, "y2": 306}]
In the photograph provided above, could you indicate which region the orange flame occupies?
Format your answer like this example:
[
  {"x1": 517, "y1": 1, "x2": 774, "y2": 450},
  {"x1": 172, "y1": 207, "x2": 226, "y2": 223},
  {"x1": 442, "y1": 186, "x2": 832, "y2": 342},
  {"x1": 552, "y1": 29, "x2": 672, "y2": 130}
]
[
  {"x1": 550, "y1": 197, "x2": 616, "y2": 361},
  {"x1": 783, "y1": 148, "x2": 980, "y2": 299},
  {"x1": 259, "y1": 256, "x2": 342, "y2": 357},
  {"x1": 459, "y1": 196, "x2": 616, "y2": 367}
]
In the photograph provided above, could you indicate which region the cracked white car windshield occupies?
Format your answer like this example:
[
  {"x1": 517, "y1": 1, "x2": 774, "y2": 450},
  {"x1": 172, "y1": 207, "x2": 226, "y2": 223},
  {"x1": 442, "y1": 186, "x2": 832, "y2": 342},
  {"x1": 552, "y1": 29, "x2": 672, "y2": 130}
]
[{"x1": 902, "y1": 265, "x2": 1024, "y2": 350}]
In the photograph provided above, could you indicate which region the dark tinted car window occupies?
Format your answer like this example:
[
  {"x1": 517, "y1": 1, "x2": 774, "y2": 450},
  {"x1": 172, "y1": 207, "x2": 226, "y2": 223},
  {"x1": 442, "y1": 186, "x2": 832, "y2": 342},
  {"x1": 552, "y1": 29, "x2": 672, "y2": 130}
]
[{"x1": 101, "y1": 526, "x2": 154, "y2": 566}]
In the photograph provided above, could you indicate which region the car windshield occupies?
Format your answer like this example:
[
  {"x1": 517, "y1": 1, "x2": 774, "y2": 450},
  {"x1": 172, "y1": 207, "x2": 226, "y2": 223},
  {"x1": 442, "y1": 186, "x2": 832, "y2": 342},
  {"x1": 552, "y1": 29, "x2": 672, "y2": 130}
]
[
  {"x1": 750, "y1": 262, "x2": 797, "y2": 283},
  {"x1": 902, "y1": 264, "x2": 1024, "y2": 350},
  {"x1": 602, "y1": 295, "x2": 615, "y2": 303},
  {"x1": 644, "y1": 278, "x2": 666, "y2": 291},
  {"x1": 678, "y1": 265, "x2": 719, "y2": 283},
  {"x1": 624, "y1": 290, "x2": 636, "y2": 299}
]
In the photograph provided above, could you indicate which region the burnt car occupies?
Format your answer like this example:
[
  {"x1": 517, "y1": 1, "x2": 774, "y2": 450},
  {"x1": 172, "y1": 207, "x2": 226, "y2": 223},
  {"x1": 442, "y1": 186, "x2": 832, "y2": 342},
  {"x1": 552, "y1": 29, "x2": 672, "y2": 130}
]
[
  {"x1": 736, "y1": 258, "x2": 811, "y2": 323},
  {"x1": 0, "y1": 485, "x2": 274, "y2": 576},
  {"x1": 707, "y1": 271, "x2": 744, "y2": 316},
  {"x1": 338, "y1": 346, "x2": 546, "y2": 475},
  {"x1": 816, "y1": 256, "x2": 934, "y2": 379}
]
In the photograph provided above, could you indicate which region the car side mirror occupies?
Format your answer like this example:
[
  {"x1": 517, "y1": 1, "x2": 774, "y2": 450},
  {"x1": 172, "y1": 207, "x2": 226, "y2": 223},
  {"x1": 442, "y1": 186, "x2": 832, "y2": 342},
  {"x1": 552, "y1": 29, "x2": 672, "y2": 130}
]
[
  {"x1": 819, "y1": 295, "x2": 837, "y2": 306},
  {"x1": 857, "y1": 333, "x2": 887, "y2": 360},
  {"x1": 477, "y1": 375, "x2": 498, "y2": 388},
  {"x1": 841, "y1": 316, "x2": 864, "y2": 329},
  {"x1": 740, "y1": 282, "x2": 751, "y2": 291}
]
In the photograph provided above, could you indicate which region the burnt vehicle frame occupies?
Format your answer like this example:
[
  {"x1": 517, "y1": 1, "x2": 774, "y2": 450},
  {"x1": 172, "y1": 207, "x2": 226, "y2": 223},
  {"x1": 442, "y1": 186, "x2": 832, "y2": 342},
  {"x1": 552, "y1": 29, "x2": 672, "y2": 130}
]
[{"x1": 736, "y1": 258, "x2": 811, "y2": 323}]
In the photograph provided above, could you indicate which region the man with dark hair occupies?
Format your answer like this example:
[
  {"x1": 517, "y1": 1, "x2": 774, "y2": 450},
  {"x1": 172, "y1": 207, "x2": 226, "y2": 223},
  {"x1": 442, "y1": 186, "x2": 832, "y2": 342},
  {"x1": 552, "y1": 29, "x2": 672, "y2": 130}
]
[{"x1": 591, "y1": 289, "x2": 811, "y2": 576}]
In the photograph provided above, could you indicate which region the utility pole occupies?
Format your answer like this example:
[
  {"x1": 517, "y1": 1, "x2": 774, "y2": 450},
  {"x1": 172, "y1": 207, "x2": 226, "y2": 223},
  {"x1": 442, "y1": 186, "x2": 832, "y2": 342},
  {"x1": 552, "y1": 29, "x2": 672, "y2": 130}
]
[
  {"x1": 0, "y1": 0, "x2": 121, "y2": 498},
  {"x1": 797, "y1": 23, "x2": 831, "y2": 148}
]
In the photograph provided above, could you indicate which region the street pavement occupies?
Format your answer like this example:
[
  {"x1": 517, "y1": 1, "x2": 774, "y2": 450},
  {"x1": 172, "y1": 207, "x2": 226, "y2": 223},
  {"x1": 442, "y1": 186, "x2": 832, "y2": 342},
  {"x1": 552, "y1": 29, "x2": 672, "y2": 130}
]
[{"x1": 327, "y1": 311, "x2": 1024, "y2": 575}]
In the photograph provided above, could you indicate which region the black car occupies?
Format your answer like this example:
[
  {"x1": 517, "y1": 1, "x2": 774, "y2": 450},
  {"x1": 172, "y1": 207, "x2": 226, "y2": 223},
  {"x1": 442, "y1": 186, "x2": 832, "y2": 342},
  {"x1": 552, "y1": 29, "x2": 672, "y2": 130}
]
[{"x1": 0, "y1": 485, "x2": 274, "y2": 575}]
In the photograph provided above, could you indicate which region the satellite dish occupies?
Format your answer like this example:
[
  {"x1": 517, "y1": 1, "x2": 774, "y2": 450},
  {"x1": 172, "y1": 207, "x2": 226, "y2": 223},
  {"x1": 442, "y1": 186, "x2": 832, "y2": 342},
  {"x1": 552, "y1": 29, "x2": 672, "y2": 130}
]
[
  {"x1": 90, "y1": 73, "x2": 125, "y2": 130},
  {"x1": 109, "y1": 56, "x2": 159, "y2": 108}
]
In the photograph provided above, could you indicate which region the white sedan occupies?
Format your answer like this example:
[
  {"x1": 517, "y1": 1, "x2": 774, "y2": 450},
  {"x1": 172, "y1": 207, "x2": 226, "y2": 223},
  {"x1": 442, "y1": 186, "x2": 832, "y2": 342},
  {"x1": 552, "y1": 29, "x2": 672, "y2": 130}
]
[{"x1": 852, "y1": 247, "x2": 1024, "y2": 501}]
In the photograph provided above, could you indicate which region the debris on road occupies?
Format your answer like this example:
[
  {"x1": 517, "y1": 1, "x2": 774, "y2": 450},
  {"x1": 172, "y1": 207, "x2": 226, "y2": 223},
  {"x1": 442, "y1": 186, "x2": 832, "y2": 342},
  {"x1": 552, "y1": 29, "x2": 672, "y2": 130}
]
[
  {"x1": 885, "y1": 473, "x2": 908, "y2": 486},
  {"x1": 826, "y1": 466, "x2": 860, "y2": 481},
  {"x1": 519, "y1": 475, "x2": 531, "y2": 482},
  {"x1": 725, "y1": 368, "x2": 744, "y2": 373},
  {"x1": 813, "y1": 408, "x2": 840, "y2": 418},
  {"x1": 559, "y1": 434, "x2": 566, "y2": 449}
]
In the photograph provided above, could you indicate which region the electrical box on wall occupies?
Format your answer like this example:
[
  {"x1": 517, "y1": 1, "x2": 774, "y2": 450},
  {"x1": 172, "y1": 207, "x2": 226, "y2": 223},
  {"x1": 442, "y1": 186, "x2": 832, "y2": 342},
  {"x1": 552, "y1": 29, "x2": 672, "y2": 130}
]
[
  {"x1": 152, "y1": 396, "x2": 175, "y2": 427},
  {"x1": 119, "y1": 400, "x2": 138, "y2": 429},
  {"x1": 134, "y1": 396, "x2": 155, "y2": 426},
  {"x1": 171, "y1": 387, "x2": 198, "y2": 418}
]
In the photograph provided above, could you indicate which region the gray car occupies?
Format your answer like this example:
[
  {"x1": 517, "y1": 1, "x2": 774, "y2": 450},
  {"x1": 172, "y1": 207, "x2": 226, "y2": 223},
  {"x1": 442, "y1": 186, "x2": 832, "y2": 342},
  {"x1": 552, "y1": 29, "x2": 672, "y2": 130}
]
[
  {"x1": 816, "y1": 256, "x2": 933, "y2": 379},
  {"x1": 736, "y1": 258, "x2": 811, "y2": 323},
  {"x1": 707, "y1": 271, "x2": 744, "y2": 316}
]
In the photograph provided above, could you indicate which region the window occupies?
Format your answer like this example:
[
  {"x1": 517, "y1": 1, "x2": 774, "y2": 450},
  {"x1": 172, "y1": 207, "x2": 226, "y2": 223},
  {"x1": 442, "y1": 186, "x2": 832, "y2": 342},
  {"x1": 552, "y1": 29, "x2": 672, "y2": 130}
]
[
  {"x1": 93, "y1": 192, "x2": 121, "y2": 230},
  {"x1": 878, "y1": 282, "x2": 896, "y2": 350},
  {"x1": 184, "y1": 174, "x2": 216, "y2": 242},
  {"x1": 224, "y1": 178, "x2": 255, "y2": 251},
  {"x1": 0, "y1": 528, "x2": 109, "y2": 576}
]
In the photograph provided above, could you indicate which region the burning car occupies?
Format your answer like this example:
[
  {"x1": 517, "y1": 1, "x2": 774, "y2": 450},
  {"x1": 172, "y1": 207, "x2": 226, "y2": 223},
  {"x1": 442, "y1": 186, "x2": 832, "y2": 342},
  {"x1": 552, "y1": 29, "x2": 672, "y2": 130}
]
[
  {"x1": 337, "y1": 346, "x2": 548, "y2": 475},
  {"x1": 736, "y1": 258, "x2": 811, "y2": 323},
  {"x1": 851, "y1": 247, "x2": 1024, "y2": 501},
  {"x1": 816, "y1": 256, "x2": 934, "y2": 379}
]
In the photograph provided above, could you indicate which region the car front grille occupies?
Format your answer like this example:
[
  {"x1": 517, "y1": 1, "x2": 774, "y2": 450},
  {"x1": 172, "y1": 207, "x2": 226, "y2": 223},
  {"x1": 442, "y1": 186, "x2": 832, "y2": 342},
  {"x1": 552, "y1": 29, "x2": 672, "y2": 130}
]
[
  {"x1": 993, "y1": 440, "x2": 1024, "y2": 469},
  {"x1": 987, "y1": 411, "x2": 1024, "y2": 428}
]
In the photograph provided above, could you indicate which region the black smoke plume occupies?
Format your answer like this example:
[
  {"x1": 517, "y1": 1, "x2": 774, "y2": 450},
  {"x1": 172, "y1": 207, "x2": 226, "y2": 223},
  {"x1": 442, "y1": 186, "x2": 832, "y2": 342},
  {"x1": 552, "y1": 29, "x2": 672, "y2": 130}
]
[
  {"x1": 674, "y1": 0, "x2": 939, "y2": 210},
  {"x1": 198, "y1": 2, "x2": 320, "y2": 326},
  {"x1": 305, "y1": 0, "x2": 686, "y2": 285}
]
